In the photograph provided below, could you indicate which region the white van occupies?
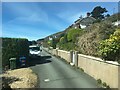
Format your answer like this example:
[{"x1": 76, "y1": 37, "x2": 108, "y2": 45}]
[{"x1": 29, "y1": 45, "x2": 42, "y2": 58}]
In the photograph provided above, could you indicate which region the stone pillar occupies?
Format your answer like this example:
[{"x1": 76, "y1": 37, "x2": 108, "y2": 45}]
[
  {"x1": 56, "y1": 48, "x2": 58, "y2": 56},
  {"x1": 69, "y1": 50, "x2": 73, "y2": 63},
  {"x1": 50, "y1": 47, "x2": 53, "y2": 54},
  {"x1": 74, "y1": 51, "x2": 78, "y2": 67},
  {"x1": 73, "y1": 51, "x2": 75, "y2": 64}
]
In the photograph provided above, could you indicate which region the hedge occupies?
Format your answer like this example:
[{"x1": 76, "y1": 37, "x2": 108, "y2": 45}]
[{"x1": 2, "y1": 38, "x2": 29, "y2": 68}]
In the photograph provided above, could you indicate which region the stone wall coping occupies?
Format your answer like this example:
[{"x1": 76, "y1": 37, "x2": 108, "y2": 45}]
[
  {"x1": 78, "y1": 54, "x2": 120, "y2": 66},
  {"x1": 58, "y1": 49, "x2": 70, "y2": 53}
]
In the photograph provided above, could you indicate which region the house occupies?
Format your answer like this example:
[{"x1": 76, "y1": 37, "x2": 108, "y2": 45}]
[
  {"x1": 73, "y1": 13, "x2": 96, "y2": 29},
  {"x1": 113, "y1": 20, "x2": 120, "y2": 26},
  {"x1": 73, "y1": 19, "x2": 81, "y2": 29},
  {"x1": 80, "y1": 16, "x2": 96, "y2": 28}
]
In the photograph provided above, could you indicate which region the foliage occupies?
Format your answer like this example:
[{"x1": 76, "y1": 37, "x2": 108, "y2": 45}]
[
  {"x1": 80, "y1": 68, "x2": 84, "y2": 72},
  {"x1": 97, "y1": 79, "x2": 110, "y2": 88},
  {"x1": 56, "y1": 28, "x2": 83, "y2": 51},
  {"x1": 98, "y1": 21, "x2": 116, "y2": 40},
  {"x1": 57, "y1": 42, "x2": 76, "y2": 51},
  {"x1": 105, "y1": 13, "x2": 120, "y2": 22},
  {"x1": 102, "y1": 82, "x2": 107, "y2": 87},
  {"x1": 67, "y1": 28, "x2": 82, "y2": 42},
  {"x1": 77, "y1": 21, "x2": 116, "y2": 56},
  {"x1": 91, "y1": 6, "x2": 108, "y2": 19},
  {"x1": 97, "y1": 79, "x2": 102, "y2": 84},
  {"x1": 48, "y1": 38, "x2": 60, "y2": 49},
  {"x1": 59, "y1": 34, "x2": 67, "y2": 44},
  {"x1": 98, "y1": 29, "x2": 120, "y2": 62},
  {"x1": 2, "y1": 38, "x2": 29, "y2": 68}
]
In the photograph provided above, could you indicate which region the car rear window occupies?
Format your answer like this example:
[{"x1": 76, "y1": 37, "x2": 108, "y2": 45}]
[{"x1": 29, "y1": 47, "x2": 40, "y2": 51}]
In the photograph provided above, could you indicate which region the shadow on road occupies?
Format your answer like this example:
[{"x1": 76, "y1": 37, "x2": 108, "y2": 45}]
[{"x1": 27, "y1": 55, "x2": 52, "y2": 67}]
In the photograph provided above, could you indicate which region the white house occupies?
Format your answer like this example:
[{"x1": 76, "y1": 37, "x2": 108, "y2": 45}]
[
  {"x1": 113, "y1": 20, "x2": 120, "y2": 26},
  {"x1": 73, "y1": 13, "x2": 96, "y2": 29}
]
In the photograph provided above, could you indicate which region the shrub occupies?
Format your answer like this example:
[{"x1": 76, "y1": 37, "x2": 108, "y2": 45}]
[
  {"x1": 102, "y1": 82, "x2": 107, "y2": 87},
  {"x1": 105, "y1": 13, "x2": 120, "y2": 22},
  {"x1": 77, "y1": 22, "x2": 115, "y2": 56},
  {"x1": 97, "y1": 79, "x2": 102, "y2": 84},
  {"x1": 67, "y1": 28, "x2": 82, "y2": 42},
  {"x1": 59, "y1": 34, "x2": 68, "y2": 44},
  {"x1": 98, "y1": 22, "x2": 115, "y2": 40},
  {"x1": 80, "y1": 68, "x2": 84, "y2": 72},
  {"x1": 98, "y1": 29, "x2": 120, "y2": 62},
  {"x1": 57, "y1": 42, "x2": 76, "y2": 51},
  {"x1": 2, "y1": 38, "x2": 29, "y2": 69}
]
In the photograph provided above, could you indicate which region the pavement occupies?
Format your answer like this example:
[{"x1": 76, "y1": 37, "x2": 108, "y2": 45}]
[{"x1": 29, "y1": 49, "x2": 101, "y2": 88}]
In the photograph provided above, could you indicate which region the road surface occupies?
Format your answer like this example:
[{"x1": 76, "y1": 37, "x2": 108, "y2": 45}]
[{"x1": 29, "y1": 49, "x2": 100, "y2": 88}]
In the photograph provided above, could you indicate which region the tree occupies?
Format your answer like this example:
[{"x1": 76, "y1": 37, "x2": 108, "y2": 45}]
[
  {"x1": 105, "y1": 14, "x2": 110, "y2": 18},
  {"x1": 91, "y1": 6, "x2": 108, "y2": 19}
]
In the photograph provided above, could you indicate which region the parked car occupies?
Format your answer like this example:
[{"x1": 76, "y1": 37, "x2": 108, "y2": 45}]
[{"x1": 29, "y1": 45, "x2": 42, "y2": 58}]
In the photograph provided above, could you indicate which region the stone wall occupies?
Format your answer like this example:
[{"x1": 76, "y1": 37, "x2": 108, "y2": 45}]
[
  {"x1": 78, "y1": 54, "x2": 119, "y2": 89},
  {"x1": 44, "y1": 47, "x2": 120, "y2": 89}
]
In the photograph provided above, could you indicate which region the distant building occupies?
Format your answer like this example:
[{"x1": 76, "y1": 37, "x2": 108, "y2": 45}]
[
  {"x1": 79, "y1": 16, "x2": 96, "y2": 28},
  {"x1": 37, "y1": 38, "x2": 44, "y2": 46},
  {"x1": 113, "y1": 20, "x2": 120, "y2": 26},
  {"x1": 49, "y1": 37, "x2": 53, "y2": 40},
  {"x1": 73, "y1": 13, "x2": 96, "y2": 29}
]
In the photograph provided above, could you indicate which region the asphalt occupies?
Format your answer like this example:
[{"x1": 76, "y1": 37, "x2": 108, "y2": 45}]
[{"x1": 29, "y1": 49, "x2": 101, "y2": 88}]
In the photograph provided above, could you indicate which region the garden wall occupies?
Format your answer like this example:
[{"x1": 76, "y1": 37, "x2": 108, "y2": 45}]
[{"x1": 45, "y1": 47, "x2": 120, "y2": 89}]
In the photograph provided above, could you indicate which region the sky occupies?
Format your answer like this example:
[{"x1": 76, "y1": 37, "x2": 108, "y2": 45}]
[{"x1": 2, "y1": 2, "x2": 118, "y2": 41}]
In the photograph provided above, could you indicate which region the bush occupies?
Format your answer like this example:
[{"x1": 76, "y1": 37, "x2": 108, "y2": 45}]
[
  {"x1": 98, "y1": 21, "x2": 116, "y2": 40},
  {"x1": 105, "y1": 13, "x2": 120, "y2": 22},
  {"x1": 77, "y1": 22, "x2": 116, "y2": 56},
  {"x1": 97, "y1": 79, "x2": 102, "y2": 84},
  {"x1": 57, "y1": 42, "x2": 76, "y2": 51},
  {"x1": 67, "y1": 28, "x2": 83, "y2": 42},
  {"x1": 98, "y1": 29, "x2": 120, "y2": 62},
  {"x1": 102, "y1": 82, "x2": 107, "y2": 87},
  {"x1": 2, "y1": 38, "x2": 29, "y2": 69},
  {"x1": 59, "y1": 34, "x2": 67, "y2": 44}
]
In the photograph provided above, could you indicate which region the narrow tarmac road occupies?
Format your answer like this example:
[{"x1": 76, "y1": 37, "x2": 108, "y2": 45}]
[{"x1": 29, "y1": 49, "x2": 100, "y2": 88}]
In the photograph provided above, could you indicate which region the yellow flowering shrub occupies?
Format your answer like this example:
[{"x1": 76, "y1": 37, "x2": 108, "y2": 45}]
[{"x1": 99, "y1": 29, "x2": 120, "y2": 63}]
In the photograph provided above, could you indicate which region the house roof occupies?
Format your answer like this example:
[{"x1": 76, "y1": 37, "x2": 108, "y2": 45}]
[
  {"x1": 74, "y1": 16, "x2": 96, "y2": 26},
  {"x1": 74, "y1": 19, "x2": 81, "y2": 23},
  {"x1": 80, "y1": 17, "x2": 96, "y2": 26}
]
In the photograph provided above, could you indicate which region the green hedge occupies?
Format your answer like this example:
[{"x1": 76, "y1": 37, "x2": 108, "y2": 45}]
[{"x1": 2, "y1": 38, "x2": 29, "y2": 68}]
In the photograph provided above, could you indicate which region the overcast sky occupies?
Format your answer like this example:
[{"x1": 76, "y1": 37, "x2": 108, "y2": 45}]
[{"x1": 2, "y1": 2, "x2": 118, "y2": 41}]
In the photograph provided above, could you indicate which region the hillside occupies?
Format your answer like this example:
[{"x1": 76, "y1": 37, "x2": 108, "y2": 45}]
[
  {"x1": 41, "y1": 13, "x2": 120, "y2": 42},
  {"x1": 39, "y1": 13, "x2": 120, "y2": 63}
]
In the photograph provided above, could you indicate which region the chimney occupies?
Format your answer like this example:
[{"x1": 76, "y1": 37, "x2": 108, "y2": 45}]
[{"x1": 87, "y1": 12, "x2": 90, "y2": 17}]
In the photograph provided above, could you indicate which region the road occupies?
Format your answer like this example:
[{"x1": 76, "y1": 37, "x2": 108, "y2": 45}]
[{"x1": 29, "y1": 49, "x2": 100, "y2": 88}]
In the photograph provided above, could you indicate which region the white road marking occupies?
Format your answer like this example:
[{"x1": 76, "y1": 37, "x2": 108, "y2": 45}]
[{"x1": 44, "y1": 79, "x2": 50, "y2": 82}]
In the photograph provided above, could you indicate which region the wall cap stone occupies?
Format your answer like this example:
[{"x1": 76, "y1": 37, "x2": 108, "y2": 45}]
[{"x1": 78, "y1": 54, "x2": 120, "y2": 66}]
